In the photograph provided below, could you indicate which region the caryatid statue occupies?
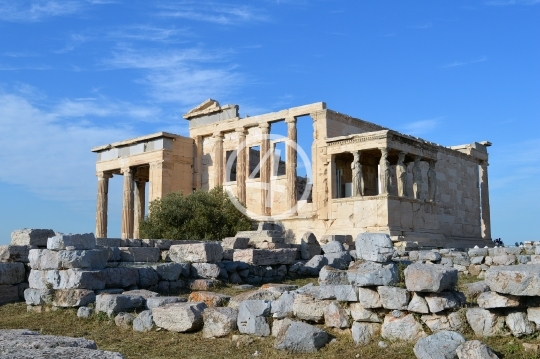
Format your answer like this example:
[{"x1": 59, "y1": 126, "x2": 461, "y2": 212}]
[
  {"x1": 379, "y1": 148, "x2": 390, "y2": 194},
  {"x1": 396, "y1": 152, "x2": 408, "y2": 197},
  {"x1": 351, "y1": 151, "x2": 364, "y2": 196},
  {"x1": 427, "y1": 159, "x2": 437, "y2": 202},
  {"x1": 412, "y1": 155, "x2": 423, "y2": 200}
]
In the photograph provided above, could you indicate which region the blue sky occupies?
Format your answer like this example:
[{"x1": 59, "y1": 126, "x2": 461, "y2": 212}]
[{"x1": 0, "y1": 0, "x2": 538, "y2": 244}]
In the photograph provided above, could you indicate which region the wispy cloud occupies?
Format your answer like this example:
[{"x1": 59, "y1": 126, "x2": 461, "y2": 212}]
[
  {"x1": 157, "y1": 2, "x2": 267, "y2": 25},
  {"x1": 106, "y1": 25, "x2": 190, "y2": 43},
  {"x1": 409, "y1": 22, "x2": 432, "y2": 29},
  {"x1": 441, "y1": 56, "x2": 488, "y2": 68},
  {"x1": 485, "y1": 0, "x2": 540, "y2": 6},
  {"x1": 400, "y1": 118, "x2": 440, "y2": 136},
  {"x1": 490, "y1": 139, "x2": 540, "y2": 189},
  {"x1": 0, "y1": 0, "x2": 108, "y2": 22}
]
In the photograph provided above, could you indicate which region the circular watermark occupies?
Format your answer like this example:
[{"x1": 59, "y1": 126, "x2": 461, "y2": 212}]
[{"x1": 224, "y1": 133, "x2": 312, "y2": 220}]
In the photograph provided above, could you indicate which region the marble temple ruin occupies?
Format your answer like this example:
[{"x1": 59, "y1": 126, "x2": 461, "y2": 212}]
[{"x1": 91, "y1": 100, "x2": 492, "y2": 248}]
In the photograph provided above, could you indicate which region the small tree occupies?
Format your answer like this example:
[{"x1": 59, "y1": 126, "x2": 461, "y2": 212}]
[{"x1": 139, "y1": 186, "x2": 252, "y2": 240}]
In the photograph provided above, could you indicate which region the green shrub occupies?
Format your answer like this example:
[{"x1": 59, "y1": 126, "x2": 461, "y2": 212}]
[{"x1": 139, "y1": 186, "x2": 252, "y2": 240}]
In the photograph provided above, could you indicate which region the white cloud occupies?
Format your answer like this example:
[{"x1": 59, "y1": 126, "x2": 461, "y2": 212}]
[
  {"x1": 441, "y1": 56, "x2": 488, "y2": 68},
  {"x1": 0, "y1": 0, "x2": 107, "y2": 22},
  {"x1": 485, "y1": 0, "x2": 540, "y2": 5},
  {"x1": 400, "y1": 118, "x2": 440, "y2": 136},
  {"x1": 157, "y1": 2, "x2": 267, "y2": 25}
]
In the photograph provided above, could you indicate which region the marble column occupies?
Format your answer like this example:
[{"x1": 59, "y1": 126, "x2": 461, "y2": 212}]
[
  {"x1": 396, "y1": 152, "x2": 408, "y2": 197},
  {"x1": 427, "y1": 160, "x2": 437, "y2": 202},
  {"x1": 412, "y1": 156, "x2": 423, "y2": 200},
  {"x1": 121, "y1": 167, "x2": 134, "y2": 239},
  {"x1": 285, "y1": 117, "x2": 297, "y2": 214},
  {"x1": 194, "y1": 135, "x2": 203, "y2": 190},
  {"x1": 133, "y1": 178, "x2": 146, "y2": 239},
  {"x1": 260, "y1": 123, "x2": 271, "y2": 216},
  {"x1": 480, "y1": 161, "x2": 491, "y2": 239},
  {"x1": 213, "y1": 132, "x2": 224, "y2": 188},
  {"x1": 95, "y1": 171, "x2": 112, "y2": 238},
  {"x1": 351, "y1": 151, "x2": 364, "y2": 196},
  {"x1": 236, "y1": 127, "x2": 247, "y2": 204},
  {"x1": 379, "y1": 148, "x2": 390, "y2": 194}
]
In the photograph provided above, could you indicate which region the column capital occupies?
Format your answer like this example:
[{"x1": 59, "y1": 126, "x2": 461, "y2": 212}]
[
  {"x1": 235, "y1": 127, "x2": 247, "y2": 135},
  {"x1": 121, "y1": 167, "x2": 133, "y2": 175},
  {"x1": 96, "y1": 171, "x2": 113, "y2": 179},
  {"x1": 213, "y1": 131, "x2": 224, "y2": 138},
  {"x1": 259, "y1": 122, "x2": 270, "y2": 132},
  {"x1": 285, "y1": 116, "x2": 297, "y2": 124}
]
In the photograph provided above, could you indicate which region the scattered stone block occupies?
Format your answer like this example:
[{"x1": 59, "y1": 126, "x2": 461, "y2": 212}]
[
  {"x1": 118, "y1": 247, "x2": 160, "y2": 262},
  {"x1": 378, "y1": 286, "x2": 410, "y2": 310},
  {"x1": 137, "y1": 267, "x2": 159, "y2": 288},
  {"x1": 77, "y1": 306, "x2": 93, "y2": 318},
  {"x1": 456, "y1": 340, "x2": 499, "y2": 359},
  {"x1": 320, "y1": 234, "x2": 353, "y2": 245},
  {"x1": 466, "y1": 308, "x2": 505, "y2": 337},
  {"x1": 228, "y1": 289, "x2": 279, "y2": 309},
  {"x1": 222, "y1": 237, "x2": 249, "y2": 250},
  {"x1": 28, "y1": 249, "x2": 59, "y2": 270},
  {"x1": 404, "y1": 263, "x2": 458, "y2": 293},
  {"x1": 0, "y1": 329, "x2": 98, "y2": 349},
  {"x1": 298, "y1": 255, "x2": 327, "y2": 276},
  {"x1": 349, "y1": 303, "x2": 381, "y2": 323},
  {"x1": 300, "y1": 232, "x2": 321, "y2": 260},
  {"x1": 169, "y1": 242, "x2": 223, "y2": 263},
  {"x1": 425, "y1": 291, "x2": 462, "y2": 313},
  {"x1": 318, "y1": 266, "x2": 349, "y2": 286},
  {"x1": 115, "y1": 312, "x2": 135, "y2": 329},
  {"x1": 188, "y1": 291, "x2": 230, "y2": 307},
  {"x1": 271, "y1": 291, "x2": 295, "y2": 318},
  {"x1": 133, "y1": 310, "x2": 154, "y2": 332},
  {"x1": 153, "y1": 302, "x2": 207, "y2": 332},
  {"x1": 413, "y1": 330, "x2": 466, "y2": 359},
  {"x1": 485, "y1": 265, "x2": 540, "y2": 296},
  {"x1": 274, "y1": 321, "x2": 329, "y2": 353},
  {"x1": 352, "y1": 261, "x2": 398, "y2": 287},
  {"x1": 103, "y1": 267, "x2": 139, "y2": 288},
  {"x1": 189, "y1": 279, "x2": 220, "y2": 291},
  {"x1": 272, "y1": 317, "x2": 293, "y2": 337},
  {"x1": 233, "y1": 249, "x2": 297, "y2": 266},
  {"x1": 95, "y1": 293, "x2": 145, "y2": 316},
  {"x1": 202, "y1": 307, "x2": 238, "y2": 338},
  {"x1": 28, "y1": 269, "x2": 106, "y2": 290},
  {"x1": 351, "y1": 322, "x2": 381, "y2": 344},
  {"x1": 334, "y1": 285, "x2": 357, "y2": 301},
  {"x1": 407, "y1": 293, "x2": 429, "y2": 314},
  {"x1": 53, "y1": 289, "x2": 96, "y2": 307},
  {"x1": 381, "y1": 314, "x2": 426, "y2": 341},
  {"x1": 47, "y1": 233, "x2": 95, "y2": 251},
  {"x1": 358, "y1": 287, "x2": 382, "y2": 308},
  {"x1": 355, "y1": 233, "x2": 394, "y2": 263},
  {"x1": 463, "y1": 281, "x2": 490, "y2": 299},
  {"x1": 321, "y1": 241, "x2": 344, "y2": 254},
  {"x1": 324, "y1": 251, "x2": 352, "y2": 270},
  {"x1": 477, "y1": 291, "x2": 520, "y2": 308},
  {"x1": 0, "y1": 262, "x2": 25, "y2": 284},
  {"x1": 323, "y1": 302, "x2": 350, "y2": 328},
  {"x1": 237, "y1": 300, "x2": 271, "y2": 336},
  {"x1": 146, "y1": 296, "x2": 186, "y2": 310},
  {"x1": 24, "y1": 288, "x2": 54, "y2": 305},
  {"x1": 304, "y1": 285, "x2": 335, "y2": 300},
  {"x1": 11, "y1": 229, "x2": 55, "y2": 247},
  {"x1": 190, "y1": 263, "x2": 221, "y2": 279},
  {"x1": 260, "y1": 283, "x2": 298, "y2": 294},
  {"x1": 469, "y1": 248, "x2": 489, "y2": 257},
  {"x1": 293, "y1": 293, "x2": 329, "y2": 323},
  {"x1": 506, "y1": 311, "x2": 535, "y2": 337}
]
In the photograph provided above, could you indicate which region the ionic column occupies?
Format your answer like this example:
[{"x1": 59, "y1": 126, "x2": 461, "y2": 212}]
[
  {"x1": 121, "y1": 167, "x2": 134, "y2": 239},
  {"x1": 412, "y1": 155, "x2": 423, "y2": 200},
  {"x1": 285, "y1": 117, "x2": 297, "y2": 215},
  {"x1": 236, "y1": 127, "x2": 248, "y2": 204},
  {"x1": 379, "y1": 148, "x2": 390, "y2": 194},
  {"x1": 480, "y1": 161, "x2": 491, "y2": 239},
  {"x1": 427, "y1": 160, "x2": 437, "y2": 202},
  {"x1": 260, "y1": 123, "x2": 271, "y2": 216},
  {"x1": 351, "y1": 151, "x2": 364, "y2": 196},
  {"x1": 194, "y1": 135, "x2": 203, "y2": 190},
  {"x1": 213, "y1": 132, "x2": 224, "y2": 188},
  {"x1": 133, "y1": 178, "x2": 146, "y2": 239},
  {"x1": 396, "y1": 152, "x2": 408, "y2": 197},
  {"x1": 95, "y1": 171, "x2": 112, "y2": 238}
]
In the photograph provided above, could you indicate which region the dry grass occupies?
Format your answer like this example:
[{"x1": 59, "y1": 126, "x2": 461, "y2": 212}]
[{"x1": 1, "y1": 276, "x2": 540, "y2": 358}]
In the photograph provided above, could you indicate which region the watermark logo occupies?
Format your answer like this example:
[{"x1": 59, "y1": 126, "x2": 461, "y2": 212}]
[{"x1": 224, "y1": 133, "x2": 312, "y2": 220}]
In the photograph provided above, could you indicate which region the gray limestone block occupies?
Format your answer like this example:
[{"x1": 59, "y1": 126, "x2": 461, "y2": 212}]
[
  {"x1": 407, "y1": 293, "x2": 429, "y2": 314},
  {"x1": 469, "y1": 248, "x2": 489, "y2": 257},
  {"x1": 272, "y1": 317, "x2": 293, "y2": 337},
  {"x1": 103, "y1": 267, "x2": 139, "y2": 288},
  {"x1": 489, "y1": 247, "x2": 521, "y2": 256},
  {"x1": 10, "y1": 229, "x2": 55, "y2": 247},
  {"x1": 477, "y1": 291, "x2": 520, "y2": 309},
  {"x1": 491, "y1": 254, "x2": 516, "y2": 266},
  {"x1": 153, "y1": 302, "x2": 207, "y2": 332},
  {"x1": 169, "y1": 242, "x2": 223, "y2": 263},
  {"x1": 47, "y1": 233, "x2": 95, "y2": 251},
  {"x1": 298, "y1": 255, "x2": 327, "y2": 276},
  {"x1": 517, "y1": 255, "x2": 531, "y2": 264},
  {"x1": 0, "y1": 284, "x2": 20, "y2": 305},
  {"x1": 0, "y1": 329, "x2": 97, "y2": 349},
  {"x1": 485, "y1": 264, "x2": 540, "y2": 296},
  {"x1": 357, "y1": 287, "x2": 382, "y2": 308},
  {"x1": 95, "y1": 293, "x2": 145, "y2": 316},
  {"x1": 274, "y1": 321, "x2": 329, "y2": 353},
  {"x1": 324, "y1": 251, "x2": 352, "y2": 270},
  {"x1": 506, "y1": 311, "x2": 535, "y2": 337},
  {"x1": 381, "y1": 314, "x2": 426, "y2": 341},
  {"x1": 355, "y1": 232, "x2": 394, "y2": 263},
  {"x1": 421, "y1": 314, "x2": 454, "y2": 333},
  {"x1": 349, "y1": 303, "x2": 381, "y2": 323},
  {"x1": 413, "y1": 330, "x2": 466, "y2": 359},
  {"x1": 0, "y1": 245, "x2": 31, "y2": 263},
  {"x1": 318, "y1": 266, "x2": 349, "y2": 286},
  {"x1": 463, "y1": 281, "x2": 490, "y2": 299},
  {"x1": 304, "y1": 285, "x2": 336, "y2": 300},
  {"x1": 96, "y1": 238, "x2": 122, "y2": 247},
  {"x1": 141, "y1": 239, "x2": 154, "y2": 247},
  {"x1": 466, "y1": 308, "x2": 506, "y2": 337},
  {"x1": 452, "y1": 253, "x2": 471, "y2": 266},
  {"x1": 28, "y1": 269, "x2": 106, "y2": 290},
  {"x1": 190, "y1": 263, "x2": 221, "y2": 279},
  {"x1": 153, "y1": 239, "x2": 172, "y2": 250},
  {"x1": 323, "y1": 301, "x2": 350, "y2": 328},
  {"x1": 527, "y1": 307, "x2": 540, "y2": 327},
  {"x1": 425, "y1": 291, "x2": 462, "y2": 313},
  {"x1": 440, "y1": 257, "x2": 454, "y2": 267},
  {"x1": 105, "y1": 247, "x2": 121, "y2": 262},
  {"x1": 351, "y1": 322, "x2": 381, "y2": 345},
  {"x1": 53, "y1": 289, "x2": 96, "y2": 307},
  {"x1": 334, "y1": 285, "x2": 358, "y2": 301},
  {"x1": 300, "y1": 232, "x2": 321, "y2": 260},
  {"x1": 24, "y1": 288, "x2": 54, "y2": 306},
  {"x1": 0, "y1": 347, "x2": 125, "y2": 359},
  {"x1": 123, "y1": 289, "x2": 158, "y2": 299},
  {"x1": 151, "y1": 263, "x2": 183, "y2": 281},
  {"x1": 471, "y1": 256, "x2": 485, "y2": 265},
  {"x1": 234, "y1": 249, "x2": 297, "y2": 266},
  {"x1": 321, "y1": 241, "x2": 345, "y2": 254},
  {"x1": 419, "y1": 250, "x2": 442, "y2": 262},
  {"x1": 121, "y1": 239, "x2": 142, "y2": 247},
  {"x1": 0, "y1": 262, "x2": 25, "y2": 284},
  {"x1": 133, "y1": 310, "x2": 154, "y2": 332},
  {"x1": 28, "y1": 249, "x2": 59, "y2": 270},
  {"x1": 292, "y1": 293, "x2": 329, "y2": 323},
  {"x1": 115, "y1": 312, "x2": 135, "y2": 329},
  {"x1": 221, "y1": 237, "x2": 249, "y2": 250},
  {"x1": 271, "y1": 291, "x2": 295, "y2": 319},
  {"x1": 377, "y1": 286, "x2": 410, "y2": 310},
  {"x1": 352, "y1": 261, "x2": 398, "y2": 287},
  {"x1": 228, "y1": 289, "x2": 279, "y2": 309},
  {"x1": 137, "y1": 267, "x2": 159, "y2": 288},
  {"x1": 456, "y1": 340, "x2": 499, "y2": 359},
  {"x1": 118, "y1": 247, "x2": 160, "y2": 262},
  {"x1": 146, "y1": 297, "x2": 187, "y2": 309},
  {"x1": 202, "y1": 307, "x2": 238, "y2": 338},
  {"x1": 77, "y1": 306, "x2": 93, "y2": 318},
  {"x1": 404, "y1": 263, "x2": 458, "y2": 293},
  {"x1": 57, "y1": 249, "x2": 109, "y2": 270}
]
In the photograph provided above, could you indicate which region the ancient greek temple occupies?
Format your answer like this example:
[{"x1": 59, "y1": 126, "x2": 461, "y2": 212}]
[{"x1": 91, "y1": 100, "x2": 492, "y2": 248}]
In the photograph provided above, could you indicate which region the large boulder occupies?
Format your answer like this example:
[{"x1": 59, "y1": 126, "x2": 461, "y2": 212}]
[
  {"x1": 237, "y1": 300, "x2": 271, "y2": 336},
  {"x1": 355, "y1": 232, "x2": 394, "y2": 262},
  {"x1": 202, "y1": 307, "x2": 238, "y2": 338},
  {"x1": 413, "y1": 331, "x2": 466, "y2": 359},
  {"x1": 47, "y1": 233, "x2": 95, "y2": 251},
  {"x1": 169, "y1": 242, "x2": 223, "y2": 263},
  {"x1": 485, "y1": 265, "x2": 540, "y2": 296},
  {"x1": 274, "y1": 321, "x2": 329, "y2": 353},
  {"x1": 11, "y1": 229, "x2": 55, "y2": 247},
  {"x1": 404, "y1": 263, "x2": 458, "y2": 293},
  {"x1": 153, "y1": 302, "x2": 207, "y2": 332}
]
